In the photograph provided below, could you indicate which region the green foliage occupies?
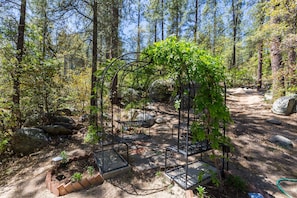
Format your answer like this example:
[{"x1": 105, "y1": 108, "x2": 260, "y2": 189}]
[
  {"x1": 0, "y1": 22, "x2": 63, "y2": 120},
  {"x1": 174, "y1": 99, "x2": 181, "y2": 110},
  {"x1": 144, "y1": 36, "x2": 231, "y2": 185},
  {"x1": 71, "y1": 172, "x2": 82, "y2": 182},
  {"x1": 196, "y1": 185, "x2": 208, "y2": 198},
  {"x1": 61, "y1": 68, "x2": 91, "y2": 113},
  {"x1": 84, "y1": 125, "x2": 101, "y2": 144},
  {"x1": 155, "y1": 171, "x2": 162, "y2": 177},
  {"x1": 0, "y1": 110, "x2": 13, "y2": 154},
  {"x1": 86, "y1": 166, "x2": 95, "y2": 176},
  {"x1": 225, "y1": 174, "x2": 248, "y2": 193},
  {"x1": 145, "y1": 36, "x2": 230, "y2": 146},
  {"x1": 60, "y1": 150, "x2": 68, "y2": 163},
  {"x1": 0, "y1": 138, "x2": 9, "y2": 153}
]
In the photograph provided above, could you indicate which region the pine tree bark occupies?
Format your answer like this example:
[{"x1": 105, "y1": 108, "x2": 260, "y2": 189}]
[
  {"x1": 13, "y1": 0, "x2": 26, "y2": 128},
  {"x1": 194, "y1": 0, "x2": 199, "y2": 43},
  {"x1": 288, "y1": 47, "x2": 296, "y2": 86},
  {"x1": 110, "y1": 0, "x2": 121, "y2": 105},
  {"x1": 231, "y1": 0, "x2": 237, "y2": 68},
  {"x1": 89, "y1": 0, "x2": 98, "y2": 127},
  {"x1": 270, "y1": 35, "x2": 284, "y2": 99},
  {"x1": 161, "y1": 0, "x2": 164, "y2": 40},
  {"x1": 257, "y1": 42, "x2": 263, "y2": 91}
]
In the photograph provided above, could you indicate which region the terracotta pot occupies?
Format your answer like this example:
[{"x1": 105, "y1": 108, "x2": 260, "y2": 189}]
[
  {"x1": 57, "y1": 184, "x2": 68, "y2": 196},
  {"x1": 50, "y1": 181, "x2": 61, "y2": 196},
  {"x1": 72, "y1": 181, "x2": 84, "y2": 191},
  {"x1": 64, "y1": 182, "x2": 74, "y2": 193},
  {"x1": 79, "y1": 178, "x2": 91, "y2": 188},
  {"x1": 88, "y1": 173, "x2": 104, "y2": 185},
  {"x1": 185, "y1": 190, "x2": 194, "y2": 198}
]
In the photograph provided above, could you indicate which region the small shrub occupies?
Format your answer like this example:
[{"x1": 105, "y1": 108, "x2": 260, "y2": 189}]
[
  {"x1": 0, "y1": 138, "x2": 9, "y2": 153},
  {"x1": 225, "y1": 174, "x2": 247, "y2": 192},
  {"x1": 71, "y1": 172, "x2": 82, "y2": 182},
  {"x1": 155, "y1": 171, "x2": 162, "y2": 177},
  {"x1": 84, "y1": 125, "x2": 101, "y2": 144},
  {"x1": 60, "y1": 150, "x2": 68, "y2": 163},
  {"x1": 196, "y1": 185, "x2": 208, "y2": 198},
  {"x1": 87, "y1": 166, "x2": 95, "y2": 176}
]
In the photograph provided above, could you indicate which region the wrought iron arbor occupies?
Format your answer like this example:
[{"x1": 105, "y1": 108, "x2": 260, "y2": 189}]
[{"x1": 95, "y1": 52, "x2": 229, "y2": 187}]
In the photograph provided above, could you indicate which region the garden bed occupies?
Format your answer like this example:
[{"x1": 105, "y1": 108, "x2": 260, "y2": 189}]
[{"x1": 45, "y1": 153, "x2": 104, "y2": 196}]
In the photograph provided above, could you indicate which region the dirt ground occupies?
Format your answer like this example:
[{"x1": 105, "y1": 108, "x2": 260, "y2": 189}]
[{"x1": 0, "y1": 88, "x2": 296, "y2": 198}]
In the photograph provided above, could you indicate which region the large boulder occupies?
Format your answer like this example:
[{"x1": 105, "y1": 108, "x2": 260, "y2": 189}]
[
  {"x1": 52, "y1": 116, "x2": 75, "y2": 124},
  {"x1": 271, "y1": 95, "x2": 297, "y2": 115},
  {"x1": 23, "y1": 114, "x2": 41, "y2": 127},
  {"x1": 172, "y1": 82, "x2": 199, "y2": 110},
  {"x1": 23, "y1": 113, "x2": 75, "y2": 127},
  {"x1": 41, "y1": 125, "x2": 73, "y2": 136},
  {"x1": 11, "y1": 127, "x2": 49, "y2": 155},
  {"x1": 136, "y1": 112, "x2": 155, "y2": 128},
  {"x1": 149, "y1": 79, "x2": 174, "y2": 102},
  {"x1": 120, "y1": 88, "x2": 140, "y2": 105}
]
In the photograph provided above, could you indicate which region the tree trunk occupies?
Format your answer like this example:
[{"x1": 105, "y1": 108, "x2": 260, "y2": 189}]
[
  {"x1": 161, "y1": 0, "x2": 164, "y2": 40},
  {"x1": 137, "y1": 0, "x2": 141, "y2": 58},
  {"x1": 270, "y1": 35, "x2": 284, "y2": 99},
  {"x1": 175, "y1": 1, "x2": 179, "y2": 38},
  {"x1": 89, "y1": 0, "x2": 98, "y2": 127},
  {"x1": 110, "y1": 0, "x2": 120, "y2": 105},
  {"x1": 111, "y1": 0, "x2": 119, "y2": 58},
  {"x1": 231, "y1": 0, "x2": 237, "y2": 68},
  {"x1": 288, "y1": 47, "x2": 296, "y2": 87},
  {"x1": 13, "y1": 0, "x2": 26, "y2": 128},
  {"x1": 212, "y1": 0, "x2": 217, "y2": 55},
  {"x1": 194, "y1": 0, "x2": 199, "y2": 43},
  {"x1": 257, "y1": 42, "x2": 263, "y2": 91}
]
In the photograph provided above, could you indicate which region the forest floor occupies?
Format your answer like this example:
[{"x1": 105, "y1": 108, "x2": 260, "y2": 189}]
[{"x1": 0, "y1": 87, "x2": 297, "y2": 198}]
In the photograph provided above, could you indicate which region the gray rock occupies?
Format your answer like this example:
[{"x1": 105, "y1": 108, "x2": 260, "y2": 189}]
[
  {"x1": 53, "y1": 116, "x2": 75, "y2": 124},
  {"x1": 23, "y1": 114, "x2": 41, "y2": 127},
  {"x1": 11, "y1": 127, "x2": 49, "y2": 155},
  {"x1": 266, "y1": 119, "x2": 281, "y2": 125},
  {"x1": 52, "y1": 122, "x2": 76, "y2": 130},
  {"x1": 55, "y1": 108, "x2": 72, "y2": 116},
  {"x1": 272, "y1": 95, "x2": 297, "y2": 115},
  {"x1": 41, "y1": 125, "x2": 73, "y2": 136},
  {"x1": 79, "y1": 114, "x2": 89, "y2": 122},
  {"x1": 136, "y1": 113, "x2": 155, "y2": 128},
  {"x1": 264, "y1": 91, "x2": 273, "y2": 101},
  {"x1": 155, "y1": 117, "x2": 166, "y2": 124},
  {"x1": 149, "y1": 79, "x2": 174, "y2": 102},
  {"x1": 269, "y1": 135, "x2": 293, "y2": 148},
  {"x1": 121, "y1": 88, "x2": 140, "y2": 105}
]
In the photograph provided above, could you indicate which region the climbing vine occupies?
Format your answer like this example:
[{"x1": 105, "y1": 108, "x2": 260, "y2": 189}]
[{"x1": 144, "y1": 36, "x2": 231, "y2": 183}]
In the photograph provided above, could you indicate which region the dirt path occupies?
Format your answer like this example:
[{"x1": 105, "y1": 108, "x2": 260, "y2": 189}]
[
  {"x1": 227, "y1": 88, "x2": 297, "y2": 198},
  {"x1": 0, "y1": 88, "x2": 296, "y2": 198}
]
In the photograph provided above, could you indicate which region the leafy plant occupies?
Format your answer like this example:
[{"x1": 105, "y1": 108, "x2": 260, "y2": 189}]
[
  {"x1": 87, "y1": 166, "x2": 95, "y2": 176},
  {"x1": 196, "y1": 185, "x2": 208, "y2": 198},
  {"x1": 60, "y1": 150, "x2": 68, "y2": 163},
  {"x1": 84, "y1": 125, "x2": 101, "y2": 144},
  {"x1": 71, "y1": 172, "x2": 82, "y2": 182},
  {"x1": 225, "y1": 174, "x2": 248, "y2": 193},
  {"x1": 0, "y1": 138, "x2": 9, "y2": 154},
  {"x1": 155, "y1": 171, "x2": 162, "y2": 177},
  {"x1": 144, "y1": 36, "x2": 232, "y2": 185}
]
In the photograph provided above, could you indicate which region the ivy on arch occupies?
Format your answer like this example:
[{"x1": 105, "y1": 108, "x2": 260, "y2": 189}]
[{"x1": 143, "y1": 36, "x2": 231, "y2": 153}]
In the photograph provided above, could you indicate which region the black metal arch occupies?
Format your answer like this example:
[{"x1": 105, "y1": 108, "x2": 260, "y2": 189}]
[{"x1": 95, "y1": 52, "x2": 229, "y2": 187}]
